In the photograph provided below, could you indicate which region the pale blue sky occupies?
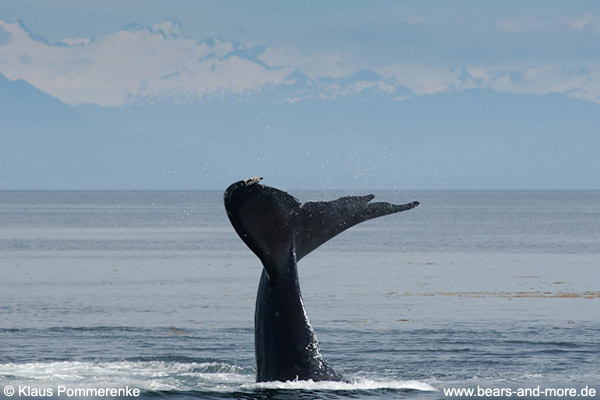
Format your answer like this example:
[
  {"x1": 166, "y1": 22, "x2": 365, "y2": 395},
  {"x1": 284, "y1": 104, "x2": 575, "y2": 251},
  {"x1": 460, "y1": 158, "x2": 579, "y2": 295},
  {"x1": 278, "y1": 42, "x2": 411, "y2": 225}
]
[{"x1": 1, "y1": 1, "x2": 599, "y2": 189}]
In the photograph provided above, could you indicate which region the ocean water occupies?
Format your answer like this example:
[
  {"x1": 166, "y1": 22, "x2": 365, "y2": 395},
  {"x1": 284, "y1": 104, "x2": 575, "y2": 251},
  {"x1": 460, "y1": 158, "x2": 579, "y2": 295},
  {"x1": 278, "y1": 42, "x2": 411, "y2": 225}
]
[{"x1": 0, "y1": 190, "x2": 598, "y2": 399}]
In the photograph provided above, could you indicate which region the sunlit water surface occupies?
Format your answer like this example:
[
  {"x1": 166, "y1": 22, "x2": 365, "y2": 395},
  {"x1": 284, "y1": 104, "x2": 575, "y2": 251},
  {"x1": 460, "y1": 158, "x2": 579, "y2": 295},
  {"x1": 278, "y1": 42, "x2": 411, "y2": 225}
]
[{"x1": 0, "y1": 190, "x2": 598, "y2": 399}]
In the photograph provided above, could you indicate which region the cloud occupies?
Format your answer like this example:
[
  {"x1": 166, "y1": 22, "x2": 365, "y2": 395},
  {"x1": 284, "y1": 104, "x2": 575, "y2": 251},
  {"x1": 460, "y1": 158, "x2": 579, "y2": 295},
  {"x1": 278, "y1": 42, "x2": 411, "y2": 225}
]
[
  {"x1": 0, "y1": 19, "x2": 405, "y2": 106},
  {"x1": 259, "y1": 46, "x2": 361, "y2": 79},
  {"x1": 2, "y1": 18, "x2": 600, "y2": 106},
  {"x1": 375, "y1": 64, "x2": 466, "y2": 95},
  {"x1": 59, "y1": 37, "x2": 90, "y2": 46},
  {"x1": 0, "y1": 20, "x2": 294, "y2": 106},
  {"x1": 405, "y1": 15, "x2": 426, "y2": 25},
  {"x1": 472, "y1": 65, "x2": 589, "y2": 96},
  {"x1": 375, "y1": 62, "x2": 600, "y2": 103},
  {"x1": 0, "y1": 24, "x2": 11, "y2": 45},
  {"x1": 563, "y1": 13, "x2": 600, "y2": 31},
  {"x1": 496, "y1": 14, "x2": 600, "y2": 35}
]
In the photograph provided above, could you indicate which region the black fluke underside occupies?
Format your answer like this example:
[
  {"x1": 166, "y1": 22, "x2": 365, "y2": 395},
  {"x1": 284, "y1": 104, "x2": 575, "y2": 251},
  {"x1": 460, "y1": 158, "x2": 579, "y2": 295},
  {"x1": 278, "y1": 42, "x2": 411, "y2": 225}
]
[{"x1": 224, "y1": 177, "x2": 419, "y2": 382}]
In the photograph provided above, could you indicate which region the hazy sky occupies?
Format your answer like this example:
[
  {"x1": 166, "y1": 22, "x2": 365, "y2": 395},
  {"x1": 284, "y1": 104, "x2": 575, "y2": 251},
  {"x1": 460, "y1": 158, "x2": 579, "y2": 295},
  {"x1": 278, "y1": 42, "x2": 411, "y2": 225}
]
[
  {"x1": 1, "y1": 1, "x2": 599, "y2": 189},
  {"x1": 3, "y1": 1, "x2": 600, "y2": 105}
]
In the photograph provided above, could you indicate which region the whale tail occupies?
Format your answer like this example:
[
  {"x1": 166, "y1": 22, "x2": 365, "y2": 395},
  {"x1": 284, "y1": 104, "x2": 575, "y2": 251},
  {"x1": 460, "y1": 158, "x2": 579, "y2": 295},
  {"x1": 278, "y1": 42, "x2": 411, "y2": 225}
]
[
  {"x1": 224, "y1": 177, "x2": 419, "y2": 273},
  {"x1": 224, "y1": 177, "x2": 419, "y2": 382}
]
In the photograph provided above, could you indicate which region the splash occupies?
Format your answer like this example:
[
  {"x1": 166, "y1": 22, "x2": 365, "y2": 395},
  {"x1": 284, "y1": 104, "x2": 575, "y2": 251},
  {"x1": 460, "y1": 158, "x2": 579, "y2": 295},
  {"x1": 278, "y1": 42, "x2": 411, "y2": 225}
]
[
  {"x1": 248, "y1": 378, "x2": 435, "y2": 391},
  {"x1": 0, "y1": 361, "x2": 251, "y2": 392},
  {"x1": 0, "y1": 361, "x2": 435, "y2": 394}
]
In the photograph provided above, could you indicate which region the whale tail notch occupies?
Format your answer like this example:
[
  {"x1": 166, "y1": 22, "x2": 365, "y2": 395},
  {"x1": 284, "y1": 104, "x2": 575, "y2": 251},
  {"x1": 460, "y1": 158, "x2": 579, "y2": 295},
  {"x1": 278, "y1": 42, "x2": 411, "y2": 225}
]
[{"x1": 224, "y1": 178, "x2": 419, "y2": 272}]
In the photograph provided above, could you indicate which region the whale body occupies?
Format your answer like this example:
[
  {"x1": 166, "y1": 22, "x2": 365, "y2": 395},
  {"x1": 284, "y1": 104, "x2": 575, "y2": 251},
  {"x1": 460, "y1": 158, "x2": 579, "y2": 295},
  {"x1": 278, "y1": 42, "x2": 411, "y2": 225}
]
[{"x1": 224, "y1": 177, "x2": 419, "y2": 382}]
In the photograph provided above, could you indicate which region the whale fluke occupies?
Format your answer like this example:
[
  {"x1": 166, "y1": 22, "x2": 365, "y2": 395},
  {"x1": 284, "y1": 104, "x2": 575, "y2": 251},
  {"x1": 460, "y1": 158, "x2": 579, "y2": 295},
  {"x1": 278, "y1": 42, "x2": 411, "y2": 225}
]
[
  {"x1": 224, "y1": 178, "x2": 419, "y2": 382},
  {"x1": 296, "y1": 195, "x2": 419, "y2": 260},
  {"x1": 224, "y1": 177, "x2": 419, "y2": 274}
]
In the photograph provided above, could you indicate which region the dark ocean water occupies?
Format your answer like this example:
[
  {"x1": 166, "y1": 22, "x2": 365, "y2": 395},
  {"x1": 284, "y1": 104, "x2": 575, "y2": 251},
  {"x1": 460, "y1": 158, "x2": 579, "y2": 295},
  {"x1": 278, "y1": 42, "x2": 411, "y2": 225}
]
[{"x1": 0, "y1": 190, "x2": 599, "y2": 399}]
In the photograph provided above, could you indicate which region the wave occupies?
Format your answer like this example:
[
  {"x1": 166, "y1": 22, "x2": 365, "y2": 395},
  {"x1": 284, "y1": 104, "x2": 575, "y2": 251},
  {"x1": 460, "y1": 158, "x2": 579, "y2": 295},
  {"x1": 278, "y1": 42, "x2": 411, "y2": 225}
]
[
  {"x1": 0, "y1": 361, "x2": 435, "y2": 395},
  {"x1": 0, "y1": 361, "x2": 249, "y2": 391},
  {"x1": 247, "y1": 378, "x2": 435, "y2": 391}
]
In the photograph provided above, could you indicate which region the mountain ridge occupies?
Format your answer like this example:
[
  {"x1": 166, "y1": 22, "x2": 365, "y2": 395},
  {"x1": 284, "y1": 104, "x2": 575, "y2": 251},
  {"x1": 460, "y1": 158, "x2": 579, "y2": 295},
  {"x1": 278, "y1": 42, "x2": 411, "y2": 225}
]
[{"x1": 2, "y1": 71, "x2": 598, "y2": 190}]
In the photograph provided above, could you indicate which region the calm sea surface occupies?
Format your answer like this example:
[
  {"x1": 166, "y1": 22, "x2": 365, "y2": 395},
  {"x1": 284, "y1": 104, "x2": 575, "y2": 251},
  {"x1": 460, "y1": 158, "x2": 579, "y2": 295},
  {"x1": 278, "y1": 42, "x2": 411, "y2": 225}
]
[{"x1": 0, "y1": 190, "x2": 599, "y2": 399}]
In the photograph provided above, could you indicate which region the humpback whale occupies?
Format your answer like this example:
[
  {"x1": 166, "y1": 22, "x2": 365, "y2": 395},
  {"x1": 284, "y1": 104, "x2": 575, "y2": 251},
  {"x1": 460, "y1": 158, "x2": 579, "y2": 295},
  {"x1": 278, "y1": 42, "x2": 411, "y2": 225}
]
[{"x1": 224, "y1": 177, "x2": 419, "y2": 382}]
